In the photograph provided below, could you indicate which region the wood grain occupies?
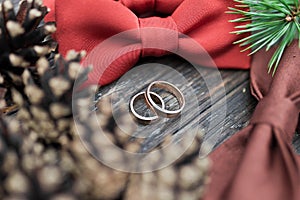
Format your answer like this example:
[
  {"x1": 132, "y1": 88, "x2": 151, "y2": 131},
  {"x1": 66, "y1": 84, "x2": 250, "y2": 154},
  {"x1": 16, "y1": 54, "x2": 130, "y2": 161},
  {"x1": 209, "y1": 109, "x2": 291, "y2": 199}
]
[{"x1": 97, "y1": 55, "x2": 300, "y2": 154}]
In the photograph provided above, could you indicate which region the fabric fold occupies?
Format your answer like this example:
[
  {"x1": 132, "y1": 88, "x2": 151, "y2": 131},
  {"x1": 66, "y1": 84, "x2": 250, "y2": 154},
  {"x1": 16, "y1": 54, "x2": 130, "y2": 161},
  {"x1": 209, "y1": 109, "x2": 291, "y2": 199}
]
[
  {"x1": 203, "y1": 40, "x2": 300, "y2": 200},
  {"x1": 119, "y1": 0, "x2": 184, "y2": 15}
]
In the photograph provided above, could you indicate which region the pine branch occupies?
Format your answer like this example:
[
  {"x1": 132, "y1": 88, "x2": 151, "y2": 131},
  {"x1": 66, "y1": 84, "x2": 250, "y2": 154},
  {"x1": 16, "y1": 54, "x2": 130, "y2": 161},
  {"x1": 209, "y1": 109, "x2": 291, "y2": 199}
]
[{"x1": 228, "y1": 0, "x2": 300, "y2": 75}]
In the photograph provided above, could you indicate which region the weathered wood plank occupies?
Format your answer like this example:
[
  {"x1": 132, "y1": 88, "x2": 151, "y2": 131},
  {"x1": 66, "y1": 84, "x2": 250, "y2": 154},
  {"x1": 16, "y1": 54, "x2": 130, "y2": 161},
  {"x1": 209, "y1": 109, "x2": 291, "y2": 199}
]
[
  {"x1": 97, "y1": 57, "x2": 251, "y2": 152},
  {"x1": 98, "y1": 55, "x2": 300, "y2": 154}
]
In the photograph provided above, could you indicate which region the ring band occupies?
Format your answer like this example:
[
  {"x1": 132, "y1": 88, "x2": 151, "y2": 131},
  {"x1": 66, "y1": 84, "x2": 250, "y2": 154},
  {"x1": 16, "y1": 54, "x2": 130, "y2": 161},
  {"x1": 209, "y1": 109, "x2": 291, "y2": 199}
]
[
  {"x1": 145, "y1": 81, "x2": 185, "y2": 118},
  {"x1": 130, "y1": 91, "x2": 165, "y2": 124}
]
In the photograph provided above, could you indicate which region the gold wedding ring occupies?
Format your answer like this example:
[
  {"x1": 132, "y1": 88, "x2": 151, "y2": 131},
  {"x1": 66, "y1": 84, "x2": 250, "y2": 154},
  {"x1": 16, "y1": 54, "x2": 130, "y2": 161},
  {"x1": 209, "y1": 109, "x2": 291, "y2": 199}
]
[
  {"x1": 130, "y1": 81, "x2": 185, "y2": 124},
  {"x1": 146, "y1": 81, "x2": 185, "y2": 118},
  {"x1": 130, "y1": 91, "x2": 165, "y2": 124}
]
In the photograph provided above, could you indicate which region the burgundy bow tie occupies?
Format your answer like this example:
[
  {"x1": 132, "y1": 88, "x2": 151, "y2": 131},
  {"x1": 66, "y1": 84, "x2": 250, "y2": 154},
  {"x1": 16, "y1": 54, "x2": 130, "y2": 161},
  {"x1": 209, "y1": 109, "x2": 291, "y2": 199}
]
[{"x1": 45, "y1": 0, "x2": 250, "y2": 85}]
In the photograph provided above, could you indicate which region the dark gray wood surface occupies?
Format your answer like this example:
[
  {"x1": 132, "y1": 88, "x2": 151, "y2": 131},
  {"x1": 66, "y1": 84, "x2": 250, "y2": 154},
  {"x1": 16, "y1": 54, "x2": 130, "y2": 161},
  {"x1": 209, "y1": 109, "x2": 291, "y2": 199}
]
[{"x1": 98, "y1": 55, "x2": 300, "y2": 154}]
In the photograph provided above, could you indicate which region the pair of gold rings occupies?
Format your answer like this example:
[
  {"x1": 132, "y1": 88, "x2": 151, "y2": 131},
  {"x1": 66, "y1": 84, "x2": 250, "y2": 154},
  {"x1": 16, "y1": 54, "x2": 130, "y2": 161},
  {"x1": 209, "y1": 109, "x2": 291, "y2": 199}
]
[{"x1": 130, "y1": 81, "x2": 185, "y2": 124}]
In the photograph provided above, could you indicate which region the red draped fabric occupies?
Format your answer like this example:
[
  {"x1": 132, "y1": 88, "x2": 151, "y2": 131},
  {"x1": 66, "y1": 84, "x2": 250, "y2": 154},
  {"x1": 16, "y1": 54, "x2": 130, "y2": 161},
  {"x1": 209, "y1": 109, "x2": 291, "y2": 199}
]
[{"x1": 203, "y1": 41, "x2": 300, "y2": 200}]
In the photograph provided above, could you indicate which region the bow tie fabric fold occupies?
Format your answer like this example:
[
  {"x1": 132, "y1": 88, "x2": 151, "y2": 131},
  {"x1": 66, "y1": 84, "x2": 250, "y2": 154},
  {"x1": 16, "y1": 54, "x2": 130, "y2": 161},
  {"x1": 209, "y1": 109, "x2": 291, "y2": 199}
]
[
  {"x1": 203, "y1": 41, "x2": 300, "y2": 200},
  {"x1": 44, "y1": 0, "x2": 250, "y2": 85},
  {"x1": 119, "y1": 0, "x2": 184, "y2": 15}
]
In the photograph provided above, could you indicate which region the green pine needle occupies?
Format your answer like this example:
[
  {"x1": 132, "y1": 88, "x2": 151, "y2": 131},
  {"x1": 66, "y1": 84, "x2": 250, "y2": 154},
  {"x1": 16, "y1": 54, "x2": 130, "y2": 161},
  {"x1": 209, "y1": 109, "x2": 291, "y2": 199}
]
[{"x1": 229, "y1": 0, "x2": 300, "y2": 74}]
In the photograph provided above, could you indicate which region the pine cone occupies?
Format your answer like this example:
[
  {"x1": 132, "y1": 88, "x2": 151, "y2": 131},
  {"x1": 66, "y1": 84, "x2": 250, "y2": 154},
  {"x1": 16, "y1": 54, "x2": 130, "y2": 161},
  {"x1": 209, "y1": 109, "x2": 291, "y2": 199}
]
[
  {"x1": 69, "y1": 134, "x2": 129, "y2": 200},
  {"x1": 77, "y1": 100, "x2": 210, "y2": 200},
  {"x1": 0, "y1": 114, "x2": 129, "y2": 200},
  {"x1": 1, "y1": 93, "x2": 210, "y2": 200},
  {"x1": 95, "y1": 96, "x2": 142, "y2": 153},
  {"x1": 12, "y1": 50, "x2": 91, "y2": 144},
  {"x1": 124, "y1": 131, "x2": 210, "y2": 200},
  {"x1": 0, "y1": 0, "x2": 56, "y2": 106}
]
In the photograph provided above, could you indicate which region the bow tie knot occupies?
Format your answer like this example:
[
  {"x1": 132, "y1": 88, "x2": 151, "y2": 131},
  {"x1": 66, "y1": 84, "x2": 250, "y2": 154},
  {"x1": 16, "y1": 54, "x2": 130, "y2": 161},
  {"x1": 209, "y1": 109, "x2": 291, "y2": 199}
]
[{"x1": 139, "y1": 16, "x2": 178, "y2": 56}]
